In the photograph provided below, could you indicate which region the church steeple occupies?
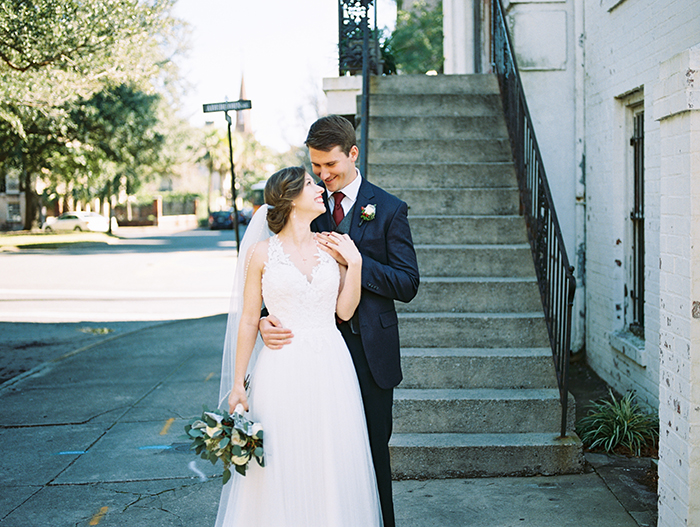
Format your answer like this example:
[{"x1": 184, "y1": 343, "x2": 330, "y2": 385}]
[{"x1": 235, "y1": 75, "x2": 252, "y2": 134}]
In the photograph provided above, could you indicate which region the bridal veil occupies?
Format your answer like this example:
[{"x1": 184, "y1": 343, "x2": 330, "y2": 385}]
[{"x1": 218, "y1": 204, "x2": 272, "y2": 410}]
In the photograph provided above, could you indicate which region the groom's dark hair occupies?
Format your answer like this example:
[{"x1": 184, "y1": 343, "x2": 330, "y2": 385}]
[{"x1": 305, "y1": 115, "x2": 356, "y2": 156}]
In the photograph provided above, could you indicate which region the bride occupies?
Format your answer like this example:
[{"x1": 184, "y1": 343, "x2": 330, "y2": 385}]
[{"x1": 214, "y1": 166, "x2": 383, "y2": 526}]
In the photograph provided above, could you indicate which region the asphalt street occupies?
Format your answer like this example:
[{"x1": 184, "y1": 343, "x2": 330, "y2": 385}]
[
  {"x1": 0, "y1": 314, "x2": 644, "y2": 527},
  {"x1": 0, "y1": 227, "x2": 239, "y2": 323},
  {"x1": 0, "y1": 227, "x2": 653, "y2": 526}
]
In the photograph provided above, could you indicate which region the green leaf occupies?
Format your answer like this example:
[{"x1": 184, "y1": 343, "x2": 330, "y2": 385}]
[{"x1": 222, "y1": 468, "x2": 232, "y2": 485}]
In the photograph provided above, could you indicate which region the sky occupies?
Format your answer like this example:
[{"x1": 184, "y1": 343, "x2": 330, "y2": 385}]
[{"x1": 172, "y1": 0, "x2": 397, "y2": 153}]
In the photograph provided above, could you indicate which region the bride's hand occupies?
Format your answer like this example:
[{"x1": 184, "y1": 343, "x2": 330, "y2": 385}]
[
  {"x1": 317, "y1": 232, "x2": 361, "y2": 267},
  {"x1": 228, "y1": 384, "x2": 249, "y2": 414}
]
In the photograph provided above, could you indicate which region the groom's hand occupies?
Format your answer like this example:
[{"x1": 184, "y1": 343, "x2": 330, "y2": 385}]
[{"x1": 259, "y1": 314, "x2": 293, "y2": 349}]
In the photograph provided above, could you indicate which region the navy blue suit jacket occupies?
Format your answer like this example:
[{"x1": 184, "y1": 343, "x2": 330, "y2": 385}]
[{"x1": 312, "y1": 178, "x2": 420, "y2": 389}]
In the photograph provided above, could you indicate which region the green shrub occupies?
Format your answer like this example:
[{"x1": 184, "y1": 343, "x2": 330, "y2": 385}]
[{"x1": 576, "y1": 390, "x2": 658, "y2": 456}]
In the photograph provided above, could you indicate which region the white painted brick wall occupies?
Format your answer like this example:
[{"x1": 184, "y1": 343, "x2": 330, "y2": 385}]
[
  {"x1": 656, "y1": 44, "x2": 700, "y2": 527},
  {"x1": 584, "y1": 0, "x2": 700, "y2": 416}
]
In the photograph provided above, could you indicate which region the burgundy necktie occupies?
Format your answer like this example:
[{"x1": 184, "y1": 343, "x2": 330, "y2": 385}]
[{"x1": 332, "y1": 192, "x2": 345, "y2": 226}]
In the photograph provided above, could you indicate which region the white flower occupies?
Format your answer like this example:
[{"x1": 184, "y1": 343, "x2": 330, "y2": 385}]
[
  {"x1": 230, "y1": 430, "x2": 247, "y2": 447},
  {"x1": 206, "y1": 425, "x2": 223, "y2": 438},
  {"x1": 359, "y1": 204, "x2": 377, "y2": 225},
  {"x1": 251, "y1": 423, "x2": 263, "y2": 438},
  {"x1": 231, "y1": 454, "x2": 249, "y2": 466}
]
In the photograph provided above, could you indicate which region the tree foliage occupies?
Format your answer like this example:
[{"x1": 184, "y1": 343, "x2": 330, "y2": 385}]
[
  {"x1": 43, "y1": 84, "x2": 166, "y2": 208},
  {"x1": 0, "y1": 0, "x2": 176, "y2": 132},
  {"x1": 194, "y1": 126, "x2": 307, "y2": 209},
  {"x1": 383, "y1": 1, "x2": 443, "y2": 74},
  {"x1": 0, "y1": 0, "x2": 181, "y2": 228}
]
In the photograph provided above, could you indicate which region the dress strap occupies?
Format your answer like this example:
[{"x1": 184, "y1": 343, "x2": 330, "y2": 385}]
[{"x1": 267, "y1": 234, "x2": 285, "y2": 266}]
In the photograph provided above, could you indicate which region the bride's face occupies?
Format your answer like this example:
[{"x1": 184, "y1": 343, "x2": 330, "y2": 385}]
[{"x1": 292, "y1": 173, "x2": 326, "y2": 218}]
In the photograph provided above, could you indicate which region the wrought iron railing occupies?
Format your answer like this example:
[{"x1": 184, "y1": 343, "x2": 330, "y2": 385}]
[
  {"x1": 338, "y1": 0, "x2": 381, "y2": 177},
  {"x1": 491, "y1": 0, "x2": 576, "y2": 438}
]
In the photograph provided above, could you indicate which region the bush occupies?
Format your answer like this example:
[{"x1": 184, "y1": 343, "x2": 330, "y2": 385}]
[{"x1": 576, "y1": 390, "x2": 658, "y2": 456}]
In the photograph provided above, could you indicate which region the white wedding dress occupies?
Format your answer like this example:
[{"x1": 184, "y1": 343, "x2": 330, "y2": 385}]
[{"x1": 214, "y1": 234, "x2": 383, "y2": 527}]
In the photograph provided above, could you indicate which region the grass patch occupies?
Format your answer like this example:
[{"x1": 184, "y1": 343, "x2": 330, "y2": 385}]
[
  {"x1": 0, "y1": 231, "x2": 116, "y2": 249},
  {"x1": 576, "y1": 389, "x2": 659, "y2": 457}
]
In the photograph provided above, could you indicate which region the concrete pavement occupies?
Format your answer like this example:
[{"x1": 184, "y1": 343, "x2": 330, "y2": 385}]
[{"x1": 0, "y1": 315, "x2": 649, "y2": 526}]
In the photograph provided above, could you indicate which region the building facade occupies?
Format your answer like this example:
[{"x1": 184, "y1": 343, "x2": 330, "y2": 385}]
[{"x1": 443, "y1": 0, "x2": 700, "y2": 524}]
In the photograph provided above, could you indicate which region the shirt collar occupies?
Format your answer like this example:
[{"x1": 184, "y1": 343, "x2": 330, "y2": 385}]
[{"x1": 327, "y1": 168, "x2": 362, "y2": 203}]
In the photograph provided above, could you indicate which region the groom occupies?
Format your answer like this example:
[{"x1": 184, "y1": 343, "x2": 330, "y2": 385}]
[{"x1": 260, "y1": 115, "x2": 419, "y2": 527}]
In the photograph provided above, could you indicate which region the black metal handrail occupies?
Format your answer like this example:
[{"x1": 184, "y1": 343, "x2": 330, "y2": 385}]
[
  {"x1": 338, "y1": 0, "x2": 380, "y2": 178},
  {"x1": 491, "y1": 0, "x2": 576, "y2": 438}
]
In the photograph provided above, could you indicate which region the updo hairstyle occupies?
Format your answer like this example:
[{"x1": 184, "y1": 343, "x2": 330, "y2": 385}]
[{"x1": 264, "y1": 166, "x2": 306, "y2": 234}]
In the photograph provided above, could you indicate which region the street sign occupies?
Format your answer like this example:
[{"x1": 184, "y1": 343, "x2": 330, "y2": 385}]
[
  {"x1": 202, "y1": 100, "x2": 252, "y2": 113},
  {"x1": 201, "y1": 98, "x2": 253, "y2": 254}
]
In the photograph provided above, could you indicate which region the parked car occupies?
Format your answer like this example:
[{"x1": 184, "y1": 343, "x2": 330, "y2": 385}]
[
  {"x1": 238, "y1": 207, "x2": 253, "y2": 226},
  {"x1": 208, "y1": 209, "x2": 234, "y2": 230},
  {"x1": 42, "y1": 211, "x2": 116, "y2": 233}
]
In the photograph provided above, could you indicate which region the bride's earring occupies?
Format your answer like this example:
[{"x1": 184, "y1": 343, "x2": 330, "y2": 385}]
[{"x1": 292, "y1": 203, "x2": 296, "y2": 220}]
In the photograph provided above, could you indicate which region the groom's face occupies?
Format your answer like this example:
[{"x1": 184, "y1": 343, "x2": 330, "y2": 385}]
[{"x1": 309, "y1": 145, "x2": 359, "y2": 193}]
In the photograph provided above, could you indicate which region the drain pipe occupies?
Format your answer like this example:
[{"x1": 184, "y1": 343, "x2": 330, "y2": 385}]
[{"x1": 572, "y1": 0, "x2": 586, "y2": 355}]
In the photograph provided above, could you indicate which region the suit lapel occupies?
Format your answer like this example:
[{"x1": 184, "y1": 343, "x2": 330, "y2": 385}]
[{"x1": 348, "y1": 178, "x2": 375, "y2": 246}]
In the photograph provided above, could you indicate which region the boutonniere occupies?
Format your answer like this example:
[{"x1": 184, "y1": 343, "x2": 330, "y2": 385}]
[{"x1": 359, "y1": 204, "x2": 376, "y2": 226}]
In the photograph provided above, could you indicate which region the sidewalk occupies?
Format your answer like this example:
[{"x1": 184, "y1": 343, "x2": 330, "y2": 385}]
[{"x1": 0, "y1": 315, "x2": 653, "y2": 526}]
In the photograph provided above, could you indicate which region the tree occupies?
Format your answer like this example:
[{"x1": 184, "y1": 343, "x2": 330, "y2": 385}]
[
  {"x1": 193, "y1": 126, "x2": 308, "y2": 212},
  {"x1": 42, "y1": 84, "x2": 166, "y2": 217},
  {"x1": 383, "y1": 1, "x2": 443, "y2": 74},
  {"x1": 0, "y1": 0, "x2": 181, "y2": 229}
]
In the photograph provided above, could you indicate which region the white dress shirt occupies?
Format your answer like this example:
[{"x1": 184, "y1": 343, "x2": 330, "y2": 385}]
[{"x1": 328, "y1": 169, "x2": 362, "y2": 218}]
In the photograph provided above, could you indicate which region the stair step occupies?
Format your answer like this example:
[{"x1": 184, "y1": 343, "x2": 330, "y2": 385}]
[
  {"x1": 393, "y1": 388, "x2": 572, "y2": 434},
  {"x1": 369, "y1": 115, "x2": 508, "y2": 140},
  {"x1": 398, "y1": 312, "x2": 549, "y2": 348},
  {"x1": 370, "y1": 73, "x2": 500, "y2": 95},
  {"x1": 399, "y1": 348, "x2": 556, "y2": 389},
  {"x1": 415, "y1": 244, "x2": 535, "y2": 277},
  {"x1": 369, "y1": 139, "x2": 512, "y2": 164},
  {"x1": 390, "y1": 432, "x2": 584, "y2": 478},
  {"x1": 370, "y1": 93, "x2": 503, "y2": 117},
  {"x1": 396, "y1": 188, "x2": 519, "y2": 215},
  {"x1": 368, "y1": 73, "x2": 583, "y2": 475},
  {"x1": 409, "y1": 215, "x2": 528, "y2": 245},
  {"x1": 397, "y1": 277, "x2": 542, "y2": 313},
  {"x1": 369, "y1": 162, "x2": 517, "y2": 189}
]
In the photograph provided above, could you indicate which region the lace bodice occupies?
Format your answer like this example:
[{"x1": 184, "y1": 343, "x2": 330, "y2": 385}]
[{"x1": 262, "y1": 235, "x2": 340, "y2": 332}]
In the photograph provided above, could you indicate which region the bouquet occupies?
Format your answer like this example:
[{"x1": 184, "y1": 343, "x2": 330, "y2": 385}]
[{"x1": 184, "y1": 404, "x2": 264, "y2": 484}]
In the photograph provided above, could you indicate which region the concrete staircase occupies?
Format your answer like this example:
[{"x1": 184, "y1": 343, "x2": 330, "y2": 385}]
[{"x1": 366, "y1": 74, "x2": 583, "y2": 478}]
